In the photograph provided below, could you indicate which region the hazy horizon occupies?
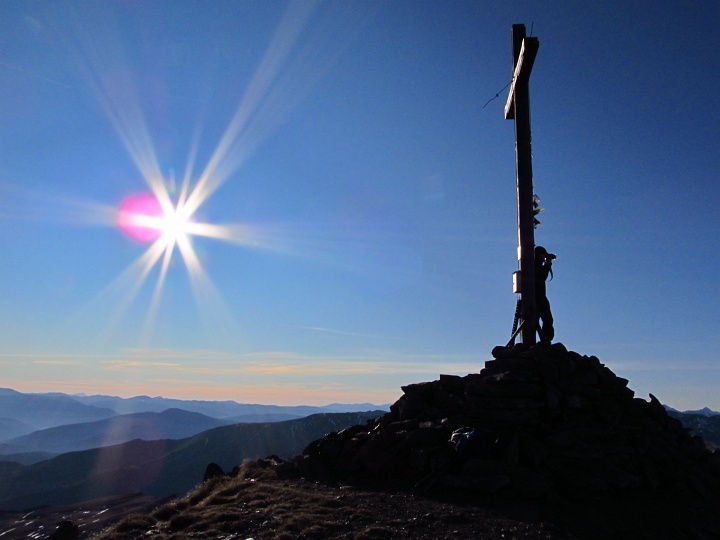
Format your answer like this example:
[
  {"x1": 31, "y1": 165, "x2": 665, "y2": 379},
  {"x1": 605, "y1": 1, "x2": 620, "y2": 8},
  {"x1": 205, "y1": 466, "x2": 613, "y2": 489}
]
[
  {"x1": 0, "y1": 384, "x2": 389, "y2": 407},
  {"x1": 3, "y1": 385, "x2": 719, "y2": 414}
]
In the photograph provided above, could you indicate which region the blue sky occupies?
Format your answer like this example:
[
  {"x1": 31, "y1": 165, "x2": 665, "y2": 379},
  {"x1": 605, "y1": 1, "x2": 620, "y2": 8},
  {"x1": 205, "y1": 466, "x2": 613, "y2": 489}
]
[{"x1": 1, "y1": 1, "x2": 718, "y2": 409}]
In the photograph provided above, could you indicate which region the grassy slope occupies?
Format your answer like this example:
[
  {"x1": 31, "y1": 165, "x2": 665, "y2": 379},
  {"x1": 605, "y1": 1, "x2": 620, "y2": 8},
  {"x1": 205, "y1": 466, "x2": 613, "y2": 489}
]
[
  {"x1": 91, "y1": 460, "x2": 568, "y2": 540},
  {"x1": 92, "y1": 457, "x2": 715, "y2": 540}
]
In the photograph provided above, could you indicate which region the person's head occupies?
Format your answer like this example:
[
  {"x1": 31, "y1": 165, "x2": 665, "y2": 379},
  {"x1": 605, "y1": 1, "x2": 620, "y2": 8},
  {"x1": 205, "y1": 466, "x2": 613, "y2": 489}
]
[{"x1": 536, "y1": 245, "x2": 557, "y2": 262}]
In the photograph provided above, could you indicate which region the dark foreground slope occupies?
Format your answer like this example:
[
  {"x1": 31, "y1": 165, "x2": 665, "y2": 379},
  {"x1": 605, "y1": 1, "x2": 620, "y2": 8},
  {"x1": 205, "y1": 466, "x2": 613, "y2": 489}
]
[
  {"x1": 94, "y1": 343, "x2": 720, "y2": 540},
  {"x1": 92, "y1": 459, "x2": 567, "y2": 540}
]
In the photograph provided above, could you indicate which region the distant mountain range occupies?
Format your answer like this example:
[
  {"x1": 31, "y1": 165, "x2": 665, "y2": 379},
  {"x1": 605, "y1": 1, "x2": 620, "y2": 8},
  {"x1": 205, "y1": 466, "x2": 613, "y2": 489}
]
[
  {"x1": 0, "y1": 388, "x2": 116, "y2": 433},
  {"x1": 0, "y1": 387, "x2": 389, "y2": 439},
  {"x1": 0, "y1": 388, "x2": 387, "y2": 510},
  {"x1": 65, "y1": 391, "x2": 384, "y2": 418},
  {"x1": 664, "y1": 405, "x2": 720, "y2": 417},
  {"x1": 0, "y1": 409, "x2": 235, "y2": 461},
  {"x1": 0, "y1": 411, "x2": 383, "y2": 511},
  {"x1": 665, "y1": 409, "x2": 720, "y2": 451},
  {"x1": 0, "y1": 417, "x2": 35, "y2": 441}
]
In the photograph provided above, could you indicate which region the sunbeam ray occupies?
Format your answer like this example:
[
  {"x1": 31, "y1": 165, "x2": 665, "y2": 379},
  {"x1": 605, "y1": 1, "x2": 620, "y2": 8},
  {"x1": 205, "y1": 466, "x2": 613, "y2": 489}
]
[
  {"x1": 175, "y1": 233, "x2": 238, "y2": 341},
  {"x1": 141, "y1": 240, "x2": 176, "y2": 345},
  {"x1": 108, "y1": 239, "x2": 167, "y2": 327},
  {"x1": 183, "y1": 1, "x2": 321, "y2": 218}
]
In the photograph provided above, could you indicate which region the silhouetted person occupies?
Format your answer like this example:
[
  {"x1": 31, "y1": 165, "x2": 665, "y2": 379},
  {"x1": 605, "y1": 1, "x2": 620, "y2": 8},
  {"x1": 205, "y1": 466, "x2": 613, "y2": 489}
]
[{"x1": 534, "y1": 246, "x2": 555, "y2": 344}]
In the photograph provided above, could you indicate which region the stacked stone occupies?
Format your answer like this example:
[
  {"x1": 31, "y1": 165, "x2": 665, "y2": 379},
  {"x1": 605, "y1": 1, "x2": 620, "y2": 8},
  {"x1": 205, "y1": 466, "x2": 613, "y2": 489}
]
[{"x1": 291, "y1": 343, "x2": 720, "y2": 503}]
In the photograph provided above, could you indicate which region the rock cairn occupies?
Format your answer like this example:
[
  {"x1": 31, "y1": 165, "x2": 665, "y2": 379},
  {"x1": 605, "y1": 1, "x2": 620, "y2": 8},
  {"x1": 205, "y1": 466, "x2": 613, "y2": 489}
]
[{"x1": 286, "y1": 343, "x2": 720, "y2": 505}]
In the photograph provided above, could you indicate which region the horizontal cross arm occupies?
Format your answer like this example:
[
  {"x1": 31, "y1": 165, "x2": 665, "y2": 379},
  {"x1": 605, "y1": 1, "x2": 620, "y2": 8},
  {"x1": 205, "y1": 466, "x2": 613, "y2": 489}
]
[{"x1": 504, "y1": 37, "x2": 539, "y2": 120}]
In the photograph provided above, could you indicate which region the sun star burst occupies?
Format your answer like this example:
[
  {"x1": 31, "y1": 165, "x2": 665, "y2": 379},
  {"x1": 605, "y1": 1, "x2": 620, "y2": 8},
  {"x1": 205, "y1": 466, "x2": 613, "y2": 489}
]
[{"x1": 118, "y1": 191, "x2": 197, "y2": 251}]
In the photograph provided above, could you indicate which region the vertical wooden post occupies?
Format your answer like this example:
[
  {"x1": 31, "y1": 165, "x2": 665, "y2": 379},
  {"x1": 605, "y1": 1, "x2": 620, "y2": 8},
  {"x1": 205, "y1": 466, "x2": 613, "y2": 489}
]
[{"x1": 505, "y1": 24, "x2": 539, "y2": 345}]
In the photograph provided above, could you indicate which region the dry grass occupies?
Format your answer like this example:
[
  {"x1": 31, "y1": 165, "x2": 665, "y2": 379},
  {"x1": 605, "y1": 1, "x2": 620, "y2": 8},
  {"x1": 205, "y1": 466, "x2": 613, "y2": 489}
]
[
  {"x1": 85, "y1": 456, "x2": 720, "y2": 540},
  {"x1": 91, "y1": 460, "x2": 567, "y2": 540}
]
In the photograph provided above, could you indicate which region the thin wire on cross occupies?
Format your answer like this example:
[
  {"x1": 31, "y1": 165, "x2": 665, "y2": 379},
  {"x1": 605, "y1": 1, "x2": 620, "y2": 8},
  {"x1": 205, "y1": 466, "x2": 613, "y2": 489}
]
[{"x1": 482, "y1": 79, "x2": 512, "y2": 109}]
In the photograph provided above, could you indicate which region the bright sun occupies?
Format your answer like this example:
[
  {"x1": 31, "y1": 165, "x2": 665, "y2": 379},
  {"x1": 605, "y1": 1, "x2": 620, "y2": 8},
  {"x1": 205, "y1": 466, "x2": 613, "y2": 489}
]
[
  {"x1": 160, "y1": 206, "x2": 191, "y2": 243},
  {"x1": 118, "y1": 192, "x2": 192, "y2": 245},
  {"x1": 112, "y1": 175, "x2": 263, "y2": 341}
]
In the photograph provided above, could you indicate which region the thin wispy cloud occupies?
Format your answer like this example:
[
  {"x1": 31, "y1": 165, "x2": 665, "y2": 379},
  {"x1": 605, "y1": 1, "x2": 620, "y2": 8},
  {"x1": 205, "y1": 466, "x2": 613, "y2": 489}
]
[
  {"x1": 611, "y1": 361, "x2": 720, "y2": 373},
  {"x1": 32, "y1": 359, "x2": 83, "y2": 366},
  {"x1": 104, "y1": 360, "x2": 183, "y2": 370},
  {"x1": 292, "y1": 325, "x2": 377, "y2": 338}
]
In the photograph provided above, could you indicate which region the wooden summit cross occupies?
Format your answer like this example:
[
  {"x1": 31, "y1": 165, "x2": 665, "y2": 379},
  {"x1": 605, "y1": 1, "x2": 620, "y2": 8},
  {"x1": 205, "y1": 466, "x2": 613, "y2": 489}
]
[{"x1": 505, "y1": 24, "x2": 539, "y2": 345}]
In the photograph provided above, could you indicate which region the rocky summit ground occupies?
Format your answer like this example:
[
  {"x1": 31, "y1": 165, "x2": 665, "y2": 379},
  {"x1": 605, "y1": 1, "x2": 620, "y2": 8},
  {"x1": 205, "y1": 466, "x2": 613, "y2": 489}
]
[
  {"x1": 0, "y1": 493, "x2": 165, "y2": 540},
  {"x1": 86, "y1": 456, "x2": 717, "y2": 540},
  {"x1": 27, "y1": 343, "x2": 720, "y2": 539},
  {"x1": 90, "y1": 460, "x2": 571, "y2": 540}
]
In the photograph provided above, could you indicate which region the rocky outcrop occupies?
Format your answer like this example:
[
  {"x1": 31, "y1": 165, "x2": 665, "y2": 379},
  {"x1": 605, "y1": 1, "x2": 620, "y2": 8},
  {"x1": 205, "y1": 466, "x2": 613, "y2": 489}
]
[
  {"x1": 284, "y1": 343, "x2": 720, "y2": 508},
  {"x1": 202, "y1": 462, "x2": 226, "y2": 482},
  {"x1": 47, "y1": 520, "x2": 79, "y2": 540}
]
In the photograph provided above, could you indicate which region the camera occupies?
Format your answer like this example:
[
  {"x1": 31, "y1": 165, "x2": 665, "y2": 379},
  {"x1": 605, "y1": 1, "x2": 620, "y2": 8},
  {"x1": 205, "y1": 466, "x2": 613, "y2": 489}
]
[{"x1": 546, "y1": 253, "x2": 557, "y2": 260}]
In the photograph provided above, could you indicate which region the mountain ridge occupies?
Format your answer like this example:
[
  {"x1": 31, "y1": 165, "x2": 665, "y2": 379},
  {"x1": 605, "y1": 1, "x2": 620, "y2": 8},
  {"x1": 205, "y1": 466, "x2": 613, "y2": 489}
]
[
  {"x1": 0, "y1": 410, "x2": 383, "y2": 511},
  {"x1": 0, "y1": 387, "x2": 389, "y2": 431},
  {"x1": 0, "y1": 408, "x2": 235, "y2": 459},
  {"x1": 0, "y1": 391, "x2": 117, "y2": 433},
  {"x1": 665, "y1": 405, "x2": 720, "y2": 416}
]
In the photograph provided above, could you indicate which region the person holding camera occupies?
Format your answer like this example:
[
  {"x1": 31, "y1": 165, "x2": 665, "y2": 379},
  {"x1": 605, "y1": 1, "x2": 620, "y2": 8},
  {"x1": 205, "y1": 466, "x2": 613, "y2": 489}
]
[{"x1": 534, "y1": 245, "x2": 555, "y2": 344}]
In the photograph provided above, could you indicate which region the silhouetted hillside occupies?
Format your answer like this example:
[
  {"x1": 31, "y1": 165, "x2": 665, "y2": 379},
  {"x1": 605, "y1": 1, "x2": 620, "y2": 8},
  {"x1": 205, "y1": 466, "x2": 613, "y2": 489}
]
[{"x1": 0, "y1": 411, "x2": 382, "y2": 511}]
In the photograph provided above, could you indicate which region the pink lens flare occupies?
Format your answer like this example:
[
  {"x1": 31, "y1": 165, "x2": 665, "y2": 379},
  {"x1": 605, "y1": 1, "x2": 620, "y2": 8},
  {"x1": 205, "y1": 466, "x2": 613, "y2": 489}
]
[{"x1": 118, "y1": 193, "x2": 164, "y2": 243}]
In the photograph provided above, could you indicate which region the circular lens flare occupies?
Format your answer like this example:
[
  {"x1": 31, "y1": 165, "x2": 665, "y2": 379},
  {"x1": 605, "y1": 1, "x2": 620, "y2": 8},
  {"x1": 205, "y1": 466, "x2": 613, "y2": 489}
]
[{"x1": 118, "y1": 193, "x2": 164, "y2": 243}]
